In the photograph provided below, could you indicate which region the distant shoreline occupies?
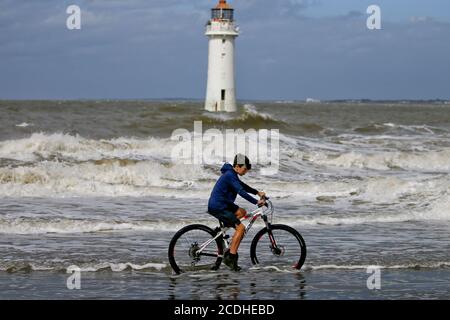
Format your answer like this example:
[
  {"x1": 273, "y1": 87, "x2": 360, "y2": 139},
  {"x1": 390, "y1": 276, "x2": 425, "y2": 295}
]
[{"x1": 1, "y1": 98, "x2": 449, "y2": 104}]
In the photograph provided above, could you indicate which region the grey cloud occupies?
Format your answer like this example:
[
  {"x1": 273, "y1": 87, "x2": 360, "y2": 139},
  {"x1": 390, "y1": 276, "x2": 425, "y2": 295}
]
[{"x1": 0, "y1": 1, "x2": 449, "y2": 100}]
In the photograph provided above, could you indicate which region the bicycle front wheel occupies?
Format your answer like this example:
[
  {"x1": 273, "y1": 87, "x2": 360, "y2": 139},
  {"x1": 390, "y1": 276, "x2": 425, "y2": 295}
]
[
  {"x1": 250, "y1": 224, "x2": 307, "y2": 270},
  {"x1": 168, "y1": 224, "x2": 224, "y2": 274}
]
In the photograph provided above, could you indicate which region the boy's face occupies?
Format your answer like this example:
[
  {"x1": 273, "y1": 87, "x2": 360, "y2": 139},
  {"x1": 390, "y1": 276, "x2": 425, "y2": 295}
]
[{"x1": 234, "y1": 165, "x2": 249, "y2": 176}]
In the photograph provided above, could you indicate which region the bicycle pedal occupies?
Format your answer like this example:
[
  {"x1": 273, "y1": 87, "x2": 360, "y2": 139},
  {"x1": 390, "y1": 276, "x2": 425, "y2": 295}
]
[{"x1": 223, "y1": 235, "x2": 230, "y2": 239}]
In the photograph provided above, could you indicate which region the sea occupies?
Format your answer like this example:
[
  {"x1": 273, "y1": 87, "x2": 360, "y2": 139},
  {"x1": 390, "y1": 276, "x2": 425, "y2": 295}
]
[{"x1": 0, "y1": 100, "x2": 449, "y2": 299}]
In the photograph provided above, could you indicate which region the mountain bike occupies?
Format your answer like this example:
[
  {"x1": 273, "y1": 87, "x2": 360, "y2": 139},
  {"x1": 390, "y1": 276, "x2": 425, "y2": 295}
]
[{"x1": 168, "y1": 199, "x2": 307, "y2": 274}]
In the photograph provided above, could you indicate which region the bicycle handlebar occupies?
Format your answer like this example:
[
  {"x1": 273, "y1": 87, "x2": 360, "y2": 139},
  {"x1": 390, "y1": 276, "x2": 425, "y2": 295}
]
[
  {"x1": 260, "y1": 198, "x2": 272, "y2": 211},
  {"x1": 259, "y1": 195, "x2": 270, "y2": 207},
  {"x1": 246, "y1": 198, "x2": 273, "y2": 221}
]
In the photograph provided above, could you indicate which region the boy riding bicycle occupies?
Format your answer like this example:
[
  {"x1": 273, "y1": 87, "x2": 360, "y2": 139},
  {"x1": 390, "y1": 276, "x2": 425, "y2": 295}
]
[{"x1": 208, "y1": 154, "x2": 266, "y2": 271}]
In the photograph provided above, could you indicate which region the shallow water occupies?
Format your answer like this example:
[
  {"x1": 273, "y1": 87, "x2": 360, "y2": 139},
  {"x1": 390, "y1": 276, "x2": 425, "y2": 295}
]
[
  {"x1": 2, "y1": 268, "x2": 449, "y2": 300},
  {"x1": 0, "y1": 101, "x2": 449, "y2": 299}
]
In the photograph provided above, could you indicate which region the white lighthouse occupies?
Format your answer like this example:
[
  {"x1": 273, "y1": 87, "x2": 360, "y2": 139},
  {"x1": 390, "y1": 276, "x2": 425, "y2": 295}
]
[{"x1": 205, "y1": 0, "x2": 239, "y2": 112}]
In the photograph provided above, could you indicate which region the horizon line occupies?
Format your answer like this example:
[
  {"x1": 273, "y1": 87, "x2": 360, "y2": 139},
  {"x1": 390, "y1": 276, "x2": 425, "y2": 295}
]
[{"x1": 1, "y1": 98, "x2": 450, "y2": 103}]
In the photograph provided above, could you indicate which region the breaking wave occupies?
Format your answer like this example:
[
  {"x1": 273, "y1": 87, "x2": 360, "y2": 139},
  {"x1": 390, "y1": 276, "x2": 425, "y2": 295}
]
[
  {"x1": 1, "y1": 193, "x2": 448, "y2": 236},
  {"x1": 295, "y1": 148, "x2": 450, "y2": 172},
  {"x1": 3, "y1": 260, "x2": 450, "y2": 274},
  {"x1": 200, "y1": 104, "x2": 284, "y2": 127},
  {"x1": 0, "y1": 217, "x2": 212, "y2": 235},
  {"x1": 302, "y1": 262, "x2": 450, "y2": 271},
  {"x1": 0, "y1": 261, "x2": 169, "y2": 273}
]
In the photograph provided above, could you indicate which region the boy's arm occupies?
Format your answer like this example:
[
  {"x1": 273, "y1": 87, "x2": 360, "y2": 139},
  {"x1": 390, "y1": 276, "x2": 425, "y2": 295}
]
[
  {"x1": 229, "y1": 174, "x2": 258, "y2": 205},
  {"x1": 239, "y1": 180, "x2": 258, "y2": 195}
]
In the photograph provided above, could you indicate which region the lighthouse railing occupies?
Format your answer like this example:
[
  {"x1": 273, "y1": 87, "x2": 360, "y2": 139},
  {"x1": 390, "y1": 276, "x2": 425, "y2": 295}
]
[{"x1": 206, "y1": 23, "x2": 239, "y2": 34}]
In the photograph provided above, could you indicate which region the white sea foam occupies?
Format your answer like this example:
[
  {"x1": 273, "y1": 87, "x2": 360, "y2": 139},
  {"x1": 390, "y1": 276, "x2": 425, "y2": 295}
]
[
  {"x1": 412, "y1": 194, "x2": 450, "y2": 221},
  {"x1": 299, "y1": 148, "x2": 450, "y2": 172},
  {"x1": 2, "y1": 260, "x2": 449, "y2": 273},
  {"x1": 245, "y1": 262, "x2": 450, "y2": 273},
  {"x1": 276, "y1": 209, "x2": 448, "y2": 227},
  {"x1": 0, "y1": 132, "x2": 448, "y2": 213},
  {"x1": 0, "y1": 159, "x2": 215, "y2": 197},
  {"x1": 0, "y1": 132, "x2": 175, "y2": 162},
  {"x1": 1, "y1": 158, "x2": 446, "y2": 202},
  {"x1": 242, "y1": 104, "x2": 276, "y2": 120},
  {"x1": 303, "y1": 262, "x2": 450, "y2": 271},
  {"x1": 202, "y1": 104, "x2": 278, "y2": 122},
  {"x1": 2, "y1": 131, "x2": 447, "y2": 175},
  {"x1": 0, "y1": 217, "x2": 210, "y2": 235},
  {"x1": 0, "y1": 191, "x2": 448, "y2": 236},
  {"x1": 0, "y1": 132, "x2": 276, "y2": 197},
  {"x1": 15, "y1": 122, "x2": 33, "y2": 128},
  {"x1": 0, "y1": 261, "x2": 168, "y2": 273},
  {"x1": 74, "y1": 262, "x2": 167, "y2": 272}
]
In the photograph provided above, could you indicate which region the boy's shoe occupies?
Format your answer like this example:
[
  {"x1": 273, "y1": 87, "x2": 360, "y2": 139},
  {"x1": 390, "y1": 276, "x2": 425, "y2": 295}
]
[
  {"x1": 211, "y1": 263, "x2": 220, "y2": 271},
  {"x1": 223, "y1": 251, "x2": 241, "y2": 272}
]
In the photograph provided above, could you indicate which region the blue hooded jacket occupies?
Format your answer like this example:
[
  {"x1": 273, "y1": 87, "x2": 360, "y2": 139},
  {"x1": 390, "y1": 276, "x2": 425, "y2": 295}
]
[{"x1": 208, "y1": 163, "x2": 259, "y2": 213}]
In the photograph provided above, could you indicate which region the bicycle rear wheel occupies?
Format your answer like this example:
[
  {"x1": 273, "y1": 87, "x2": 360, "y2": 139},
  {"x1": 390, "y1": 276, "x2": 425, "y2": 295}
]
[
  {"x1": 168, "y1": 224, "x2": 224, "y2": 274},
  {"x1": 250, "y1": 224, "x2": 306, "y2": 270}
]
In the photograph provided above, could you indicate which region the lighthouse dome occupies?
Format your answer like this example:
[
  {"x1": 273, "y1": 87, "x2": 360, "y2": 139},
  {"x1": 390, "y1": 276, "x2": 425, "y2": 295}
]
[
  {"x1": 216, "y1": 0, "x2": 231, "y2": 9},
  {"x1": 211, "y1": 0, "x2": 234, "y2": 21}
]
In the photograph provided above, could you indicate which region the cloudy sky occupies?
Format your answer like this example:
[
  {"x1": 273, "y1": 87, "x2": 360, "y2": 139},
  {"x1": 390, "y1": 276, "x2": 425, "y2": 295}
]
[{"x1": 1, "y1": 0, "x2": 450, "y2": 100}]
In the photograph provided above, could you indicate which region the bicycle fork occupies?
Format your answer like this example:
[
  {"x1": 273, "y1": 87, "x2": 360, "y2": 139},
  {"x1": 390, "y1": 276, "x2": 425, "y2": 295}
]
[{"x1": 262, "y1": 215, "x2": 283, "y2": 256}]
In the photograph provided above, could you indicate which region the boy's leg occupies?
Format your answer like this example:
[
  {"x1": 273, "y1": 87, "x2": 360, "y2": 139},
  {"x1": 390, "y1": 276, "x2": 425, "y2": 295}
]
[
  {"x1": 229, "y1": 208, "x2": 246, "y2": 255},
  {"x1": 235, "y1": 208, "x2": 247, "y2": 219}
]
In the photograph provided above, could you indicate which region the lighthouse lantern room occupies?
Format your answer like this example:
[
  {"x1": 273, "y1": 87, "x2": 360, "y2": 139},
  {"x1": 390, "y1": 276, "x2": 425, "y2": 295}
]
[{"x1": 205, "y1": 0, "x2": 239, "y2": 112}]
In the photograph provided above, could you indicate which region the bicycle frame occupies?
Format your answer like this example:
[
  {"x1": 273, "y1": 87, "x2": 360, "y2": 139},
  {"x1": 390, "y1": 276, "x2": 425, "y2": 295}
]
[
  {"x1": 168, "y1": 198, "x2": 306, "y2": 273},
  {"x1": 195, "y1": 200, "x2": 274, "y2": 257}
]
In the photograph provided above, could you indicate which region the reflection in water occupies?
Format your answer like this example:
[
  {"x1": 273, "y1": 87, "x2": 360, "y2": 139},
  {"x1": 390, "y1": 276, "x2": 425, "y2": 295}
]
[
  {"x1": 248, "y1": 271, "x2": 307, "y2": 300},
  {"x1": 213, "y1": 274, "x2": 240, "y2": 300},
  {"x1": 168, "y1": 276, "x2": 176, "y2": 300},
  {"x1": 167, "y1": 270, "x2": 307, "y2": 300}
]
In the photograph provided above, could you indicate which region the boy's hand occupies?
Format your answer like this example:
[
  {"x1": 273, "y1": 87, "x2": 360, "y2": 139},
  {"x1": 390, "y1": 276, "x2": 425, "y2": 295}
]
[
  {"x1": 257, "y1": 191, "x2": 266, "y2": 199},
  {"x1": 257, "y1": 199, "x2": 266, "y2": 207}
]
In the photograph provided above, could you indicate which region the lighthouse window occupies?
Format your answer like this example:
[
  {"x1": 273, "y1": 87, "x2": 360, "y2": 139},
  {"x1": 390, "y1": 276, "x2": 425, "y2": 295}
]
[
  {"x1": 211, "y1": 8, "x2": 234, "y2": 20},
  {"x1": 222, "y1": 39, "x2": 226, "y2": 44},
  {"x1": 222, "y1": 9, "x2": 234, "y2": 20},
  {"x1": 221, "y1": 90, "x2": 226, "y2": 101},
  {"x1": 211, "y1": 9, "x2": 221, "y2": 19}
]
